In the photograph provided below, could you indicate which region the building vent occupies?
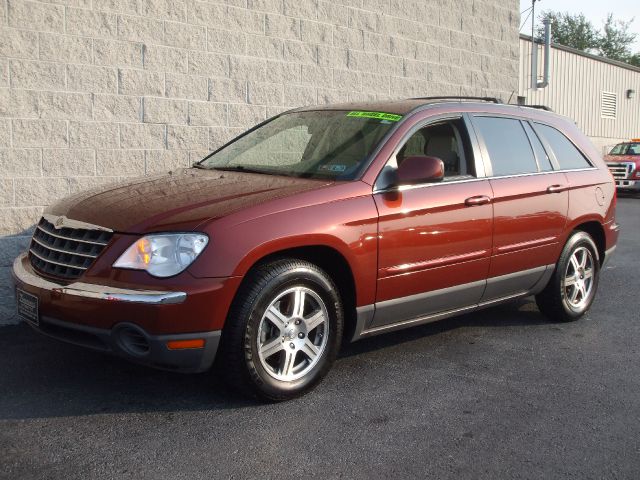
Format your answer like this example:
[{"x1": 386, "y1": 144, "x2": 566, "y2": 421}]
[{"x1": 601, "y1": 91, "x2": 617, "y2": 119}]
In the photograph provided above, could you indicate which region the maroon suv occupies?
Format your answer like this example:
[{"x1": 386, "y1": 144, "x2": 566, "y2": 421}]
[{"x1": 12, "y1": 97, "x2": 619, "y2": 400}]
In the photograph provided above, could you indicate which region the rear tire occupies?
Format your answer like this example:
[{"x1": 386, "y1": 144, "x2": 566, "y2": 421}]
[
  {"x1": 535, "y1": 231, "x2": 600, "y2": 322},
  {"x1": 217, "y1": 259, "x2": 343, "y2": 401}
]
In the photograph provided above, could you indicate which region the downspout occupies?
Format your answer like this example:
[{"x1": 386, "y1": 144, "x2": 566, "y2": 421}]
[{"x1": 537, "y1": 17, "x2": 551, "y2": 88}]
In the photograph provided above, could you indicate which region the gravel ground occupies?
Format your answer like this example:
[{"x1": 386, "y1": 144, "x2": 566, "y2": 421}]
[{"x1": 0, "y1": 197, "x2": 638, "y2": 480}]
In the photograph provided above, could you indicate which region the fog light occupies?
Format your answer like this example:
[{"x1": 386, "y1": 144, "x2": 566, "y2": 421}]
[{"x1": 166, "y1": 339, "x2": 205, "y2": 350}]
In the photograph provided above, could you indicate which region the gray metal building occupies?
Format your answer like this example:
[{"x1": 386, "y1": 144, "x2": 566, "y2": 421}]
[{"x1": 519, "y1": 35, "x2": 640, "y2": 154}]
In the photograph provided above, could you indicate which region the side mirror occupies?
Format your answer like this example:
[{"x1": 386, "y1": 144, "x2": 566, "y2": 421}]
[{"x1": 396, "y1": 155, "x2": 445, "y2": 185}]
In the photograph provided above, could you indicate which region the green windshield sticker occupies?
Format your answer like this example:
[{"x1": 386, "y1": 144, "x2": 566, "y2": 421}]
[{"x1": 346, "y1": 111, "x2": 403, "y2": 122}]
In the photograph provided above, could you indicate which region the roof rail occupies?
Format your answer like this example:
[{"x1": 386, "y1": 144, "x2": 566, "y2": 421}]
[
  {"x1": 410, "y1": 96, "x2": 502, "y2": 104},
  {"x1": 522, "y1": 104, "x2": 554, "y2": 112}
]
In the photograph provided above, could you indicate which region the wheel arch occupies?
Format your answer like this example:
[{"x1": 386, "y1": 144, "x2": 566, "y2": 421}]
[
  {"x1": 572, "y1": 220, "x2": 606, "y2": 265},
  {"x1": 239, "y1": 244, "x2": 359, "y2": 345}
]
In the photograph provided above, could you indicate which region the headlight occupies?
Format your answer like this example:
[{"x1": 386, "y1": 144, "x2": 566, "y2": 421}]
[{"x1": 113, "y1": 233, "x2": 209, "y2": 278}]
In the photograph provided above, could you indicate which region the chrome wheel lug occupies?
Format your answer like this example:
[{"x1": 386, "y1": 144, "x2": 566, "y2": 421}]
[
  {"x1": 294, "y1": 319, "x2": 301, "y2": 325},
  {"x1": 298, "y1": 332, "x2": 305, "y2": 339},
  {"x1": 289, "y1": 342, "x2": 295, "y2": 349}
]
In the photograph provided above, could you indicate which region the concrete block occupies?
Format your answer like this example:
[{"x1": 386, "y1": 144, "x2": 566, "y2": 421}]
[
  {"x1": 119, "y1": 123, "x2": 165, "y2": 149},
  {"x1": 42, "y1": 149, "x2": 96, "y2": 176},
  {"x1": 66, "y1": 7, "x2": 117, "y2": 38},
  {"x1": 165, "y1": 73, "x2": 208, "y2": 101},
  {"x1": 7, "y1": 0, "x2": 64, "y2": 32},
  {"x1": 93, "y1": 94, "x2": 142, "y2": 122},
  {"x1": 188, "y1": 101, "x2": 227, "y2": 126},
  {"x1": 10, "y1": 60, "x2": 66, "y2": 91},
  {"x1": 188, "y1": 51, "x2": 228, "y2": 77},
  {"x1": 0, "y1": 89, "x2": 39, "y2": 119},
  {"x1": 94, "y1": 39, "x2": 144, "y2": 69},
  {"x1": 38, "y1": 92, "x2": 93, "y2": 121},
  {"x1": 207, "y1": 28, "x2": 246, "y2": 55},
  {"x1": 12, "y1": 119, "x2": 68, "y2": 148},
  {"x1": 0, "y1": 206, "x2": 43, "y2": 236},
  {"x1": 144, "y1": 44, "x2": 188, "y2": 74},
  {"x1": 67, "y1": 65, "x2": 118, "y2": 93},
  {"x1": 143, "y1": 97, "x2": 188, "y2": 124},
  {"x1": 164, "y1": 20, "x2": 206, "y2": 50},
  {"x1": 228, "y1": 103, "x2": 266, "y2": 128},
  {"x1": 118, "y1": 68, "x2": 164, "y2": 96},
  {"x1": 117, "y1": 14, "x2": 164, "y2": 43},
  {"x1": 0, "y1": 27, "x2": 39, "y2": 59},
  {"x1": 14, "y1": 177, "x2": 69, "y2": 206},
  {"x1": 166, "y1": 125, "x2": 208, "y2": 150},
  {"x1": 0, "y1": 149, "x2": 42, "y2": 177},
  {"x1": 96, "y1": 149, "x2": 145, "y2": 176},
  {"x1": 208, "y1": 77, "x2": 246, "y2": 103},
  {"x1": 69, "y1": 121, "x2": 120, "y2": 148},
  {"x1": 144, "y1": 149, "x2": 189, "y2": 173},
  {"x1": 141, "y1": 0, "x2": 187, "y2": 22}
]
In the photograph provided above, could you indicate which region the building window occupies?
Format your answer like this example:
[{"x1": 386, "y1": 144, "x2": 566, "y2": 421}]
[{"x1": 601, "y1": 91, "x2": 618, "y2": 119}]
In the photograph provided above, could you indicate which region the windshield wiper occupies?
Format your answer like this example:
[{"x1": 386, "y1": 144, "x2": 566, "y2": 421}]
[
  {"x1": 212, "y1": 166, "x2": 289, "y2": 176},
  {"x1": 191, "y1": 162, "x2": 212, "y2": 170}
]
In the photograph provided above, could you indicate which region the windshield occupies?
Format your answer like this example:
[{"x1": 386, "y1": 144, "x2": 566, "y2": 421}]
[
  {"x1": 609, "y1": 143, "x2": 640, "y2": 155},
  {"x1": 198, "y1": 110, "x2": 402, "y2": 180}
]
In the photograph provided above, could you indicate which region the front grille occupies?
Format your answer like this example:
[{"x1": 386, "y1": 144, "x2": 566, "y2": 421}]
[
  {"x1": 29, "y1": 217, "x2": 113, "y2": 280},
  {"x1": 607, "y1": 162, "x2": 635, "y2": 180}
]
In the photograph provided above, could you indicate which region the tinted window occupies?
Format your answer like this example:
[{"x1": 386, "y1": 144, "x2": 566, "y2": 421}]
[
  {"x1": 474, "y1": 117, "x2": 538, "y2": 176},
  {"x1": 397, "y1": 119, "x2": 474, "y2": 178},
  {"x1": 523, "y1": 122, "x2": 553, "y2": 171},
  {"x1": 535, "y1": 123, "x2": 591, "y2": 169}
]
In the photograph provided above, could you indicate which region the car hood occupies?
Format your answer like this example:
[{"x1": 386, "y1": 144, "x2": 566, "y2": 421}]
[{"x1": 47, "y1": 169, "x2": 333, "y2": 233}]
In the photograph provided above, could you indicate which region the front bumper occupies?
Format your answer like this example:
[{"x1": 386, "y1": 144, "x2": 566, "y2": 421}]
[
  {"x1": 12, "y1": 253, "x2": 227, "y2": 373},
  {"x1": 614, "y1": 179, "x2": 640, "y2": 191},
  {"x1": 26, "y1": 316, "x2": 221, "y2": 373}
]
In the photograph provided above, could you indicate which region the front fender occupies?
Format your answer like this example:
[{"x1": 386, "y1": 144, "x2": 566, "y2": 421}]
[{"x1": 188, "y1": 195, "x2": 380, "y2": 307}]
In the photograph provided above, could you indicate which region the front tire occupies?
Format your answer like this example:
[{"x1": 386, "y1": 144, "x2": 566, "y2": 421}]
[
  {"x1": 217, "y1": 259, "x2": 343, "y2": 401},
  {"x1": 535, "y1": 231, "x2": 600, "y2": 322}
]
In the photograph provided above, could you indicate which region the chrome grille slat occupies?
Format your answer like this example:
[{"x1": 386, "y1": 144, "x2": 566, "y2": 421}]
[
  {"x1": 29, "y1": 248, "x2": 89, "y2": 270},
  {"x1": 31, "y1": 237, "x2": 97, "y2": 258},
  {"x1": 28, "y1": 217, "x2": 113, "y2": 280},
  {"x1": 607, "y1": 162, "x2": 635, "y2": 180},
  {"x1": 36, "y1": 224, "x2": 110, "y2": 246}
]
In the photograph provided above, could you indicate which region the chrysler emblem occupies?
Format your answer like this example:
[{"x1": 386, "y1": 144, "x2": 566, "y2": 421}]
[{"x1": 55, "y1": 217, "x2": 64, "y2": 228}]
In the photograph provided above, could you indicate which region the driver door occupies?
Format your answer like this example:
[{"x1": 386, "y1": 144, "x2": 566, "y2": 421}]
[{"x1": 370, "y1": 115, "x2": 494, "y2": 329}]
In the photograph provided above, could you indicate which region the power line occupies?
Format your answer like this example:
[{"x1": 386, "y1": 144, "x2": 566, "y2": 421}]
[{"x1": 520, "y1": 8, "x2": 533, "y2": 31}]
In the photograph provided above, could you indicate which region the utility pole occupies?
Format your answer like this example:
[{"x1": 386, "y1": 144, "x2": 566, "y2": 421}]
[{"x1": 531, "y1": 0, "x2": 538, "y2": 91}]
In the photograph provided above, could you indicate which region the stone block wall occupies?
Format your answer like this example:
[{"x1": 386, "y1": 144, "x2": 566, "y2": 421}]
[{"x1": 0, "y1": 0, "x2": 519, "y2": 323}]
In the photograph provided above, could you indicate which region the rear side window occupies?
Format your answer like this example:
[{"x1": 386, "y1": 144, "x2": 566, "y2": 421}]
[
  {"x1": 535, "y1": 123, "x2": 591, "y2": 169},
  {"x1": 522, "y1": 122, "x2": 553, "y2": 171},
  {"x1": 474, "y1": 117, "x2": 538, "y2": 176}
]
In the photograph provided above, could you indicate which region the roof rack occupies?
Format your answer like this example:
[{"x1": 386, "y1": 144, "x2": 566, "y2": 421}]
[
  {"x1": 410, "y1": 96, "x2": 502, "y2": 104},
  {"x1": 522, "y1": 104, "x2": 554, "y2": 112}
]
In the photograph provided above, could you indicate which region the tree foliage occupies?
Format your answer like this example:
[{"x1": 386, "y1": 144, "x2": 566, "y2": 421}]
[
  {"x1": 535, "y1": 10, "x2": 639, "y2": 67},
  {"x1": 536, "y1": 11, "x2": 599, "y2": 52}
]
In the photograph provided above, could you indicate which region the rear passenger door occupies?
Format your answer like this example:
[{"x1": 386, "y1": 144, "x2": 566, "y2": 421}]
[{"x1": 470, "y1": 115, "x2": 569, "y2": 301}]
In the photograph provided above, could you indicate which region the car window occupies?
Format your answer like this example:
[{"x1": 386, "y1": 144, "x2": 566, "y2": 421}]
[
  {"x1": 200, "y1": 110, "x2": 398, "y2": 180},
  {"x1": 523, "y1": 122, "x2": 553, "y2": 171},
  {"x1": 474, "y1": 117, "x2": 538, "y2": 176},
  {"x1": 395, "y1": 118, "x2": 475, "y2": 178},
  {"x1": 534, "y1": 123, "x2": 592, "y2": 169}
]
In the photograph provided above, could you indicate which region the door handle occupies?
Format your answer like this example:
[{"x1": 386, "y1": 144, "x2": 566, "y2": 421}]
[
  {"x1": 546, "y1": 184, "x2": 568, "y2": 194},
  {"x1": 464, "y1": 195, "x2": 491, "y2": 206}
]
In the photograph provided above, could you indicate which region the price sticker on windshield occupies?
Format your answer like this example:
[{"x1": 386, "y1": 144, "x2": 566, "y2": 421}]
[{"x1": 346, "y1": 111, "x2": 403, "y2": 122}]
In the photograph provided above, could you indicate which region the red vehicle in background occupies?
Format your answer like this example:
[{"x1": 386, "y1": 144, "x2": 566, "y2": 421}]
[{"x1": 605, "y1": 139, "x2": 640, "y2": 192}]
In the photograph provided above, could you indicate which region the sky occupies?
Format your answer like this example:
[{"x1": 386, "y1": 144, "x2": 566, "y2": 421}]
[{"x1": 519, "y1": 0, "x2": 640, "y2": 51}]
